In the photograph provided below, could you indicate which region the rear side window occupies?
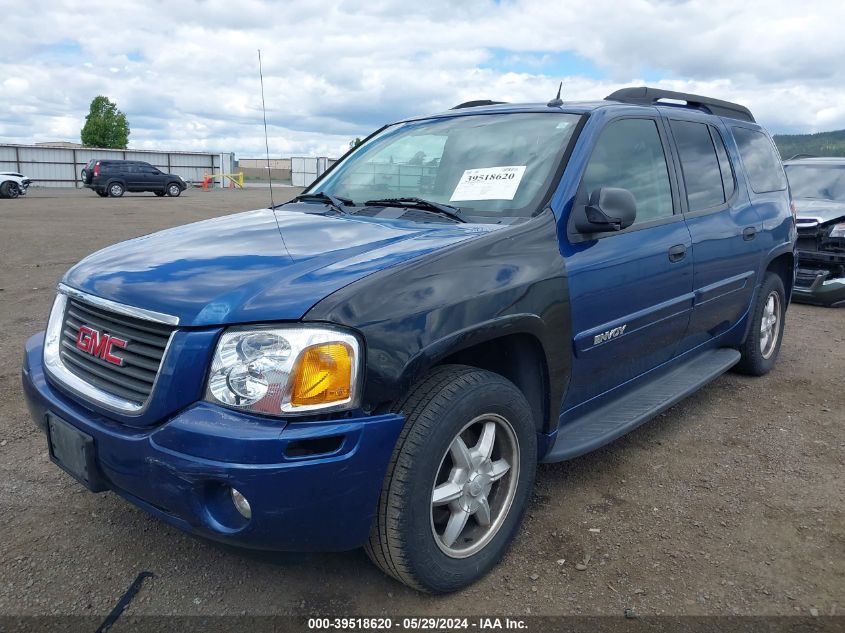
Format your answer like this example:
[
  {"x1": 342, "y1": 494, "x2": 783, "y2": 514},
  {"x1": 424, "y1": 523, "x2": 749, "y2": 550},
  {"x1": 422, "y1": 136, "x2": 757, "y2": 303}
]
[
  {"x1": 582, "y1": 118, "x2": 674, "y2": 225},
  {"x1": 670, "y1": 120, "x2": 725, "y2": 211},
  {"x1": 732, "y1": 127, "x2": 787, "y2": 193}
]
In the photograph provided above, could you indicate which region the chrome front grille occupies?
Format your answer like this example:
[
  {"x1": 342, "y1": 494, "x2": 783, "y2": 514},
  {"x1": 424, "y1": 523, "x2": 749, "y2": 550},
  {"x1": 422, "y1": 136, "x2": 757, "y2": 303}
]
[
  {"x1": 59, "y1": 298, "x2": 174, "y2": 405},
  {"x1": 43, "y1": 285, "x2": 179, "y2": 413}
]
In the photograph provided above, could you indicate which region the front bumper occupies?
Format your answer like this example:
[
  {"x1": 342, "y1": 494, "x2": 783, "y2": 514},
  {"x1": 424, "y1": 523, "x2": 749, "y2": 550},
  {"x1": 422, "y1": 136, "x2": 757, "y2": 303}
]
[
  {"x1": 21, "y1": 332, "x2": 405, "y2": 551},
  {"x1": 793, "y1": 250, "x2": 845, "y2": 307}
]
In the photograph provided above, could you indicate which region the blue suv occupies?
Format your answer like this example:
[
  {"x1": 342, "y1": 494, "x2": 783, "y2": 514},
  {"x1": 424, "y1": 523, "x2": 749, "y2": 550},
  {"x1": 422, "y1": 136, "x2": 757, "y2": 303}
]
[{"x1": 21, "y1": 87, "x2": 795, "y2": 592}]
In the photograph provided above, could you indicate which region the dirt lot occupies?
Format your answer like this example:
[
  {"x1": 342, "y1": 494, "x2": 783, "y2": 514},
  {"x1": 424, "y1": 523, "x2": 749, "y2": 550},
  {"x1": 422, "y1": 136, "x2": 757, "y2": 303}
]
[{"x1": 0, "y1": 188, "x2": 842, "y2": 619}]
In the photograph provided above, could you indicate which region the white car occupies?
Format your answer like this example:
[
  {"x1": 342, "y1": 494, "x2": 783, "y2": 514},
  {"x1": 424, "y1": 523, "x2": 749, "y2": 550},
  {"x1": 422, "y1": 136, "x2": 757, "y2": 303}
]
[{"x1": 0, "y1": 172, "x2": 32, "y2": 198}]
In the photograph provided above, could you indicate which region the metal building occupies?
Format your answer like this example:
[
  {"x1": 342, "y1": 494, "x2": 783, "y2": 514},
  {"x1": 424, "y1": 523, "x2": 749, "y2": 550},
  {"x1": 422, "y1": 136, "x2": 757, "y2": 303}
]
[
  {"x1": 291, "y1": 156, "x2": 337, "y2": 187},
  {"x1": 0, "y1": 143, "x2": 235, "y2": 187}
]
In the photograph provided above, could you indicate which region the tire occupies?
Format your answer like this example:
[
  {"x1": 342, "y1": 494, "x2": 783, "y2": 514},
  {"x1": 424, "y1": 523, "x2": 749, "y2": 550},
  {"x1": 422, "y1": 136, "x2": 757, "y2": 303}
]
[
  {"x1": 154, "y1": 191, "x2": 166, "y2": 197},
  {"x1": 107, "y1": 182, "x2": 125, "y2": 198},
  {"x1": 365, "y1": 365, "x2": 537, "y2": 593},
  {"x1": 735, "y1": 272, "x2": 786, "y2": 376},
  {"x1": 166, "y1": 182, "x2": 182, "y2": 197},
  {"x1": 1, "y1": 181, "x2": 20, "y2": 199},
  {"x1": 80, "y1": 169, "x2": 88, "y2": 183}
]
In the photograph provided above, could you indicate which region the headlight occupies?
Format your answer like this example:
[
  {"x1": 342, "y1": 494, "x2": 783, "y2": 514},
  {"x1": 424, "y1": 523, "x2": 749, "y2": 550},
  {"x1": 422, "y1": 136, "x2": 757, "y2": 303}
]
[
  {"x1": 205, "y1": 327, "x2": 362, "y2": 416},
  {"x1": 830, "y1": 222, "x2": 845, "y2": 239}
]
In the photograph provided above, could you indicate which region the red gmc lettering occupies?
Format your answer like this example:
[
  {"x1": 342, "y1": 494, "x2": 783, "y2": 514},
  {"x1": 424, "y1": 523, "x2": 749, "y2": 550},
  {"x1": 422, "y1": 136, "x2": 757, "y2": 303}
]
[{"x1": 75, "y1": 326, "x2": 126, "y2": 366}]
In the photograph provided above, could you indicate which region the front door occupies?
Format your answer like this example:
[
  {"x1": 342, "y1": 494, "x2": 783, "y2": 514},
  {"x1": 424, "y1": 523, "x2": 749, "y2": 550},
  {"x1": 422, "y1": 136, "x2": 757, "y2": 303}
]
[
  {"x1": 563, "y1": 116, "x2": 694, "y2": 410},
  {"x1": 138, "y1": 163, "x2": 165, "y2": 191}
]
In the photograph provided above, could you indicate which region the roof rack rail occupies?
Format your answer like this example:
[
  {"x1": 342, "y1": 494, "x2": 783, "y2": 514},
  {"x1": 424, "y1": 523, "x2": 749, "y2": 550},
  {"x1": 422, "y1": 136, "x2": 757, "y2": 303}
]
[
  {"x1": 786, "y1": 154, "x2": 817, "y2": 160},
  {"x1": 605, "y1": 87, "x2": 755, "y2": 123},
  {"x1": 451, "y1": 100, "x2": 507, "y2": 110}
]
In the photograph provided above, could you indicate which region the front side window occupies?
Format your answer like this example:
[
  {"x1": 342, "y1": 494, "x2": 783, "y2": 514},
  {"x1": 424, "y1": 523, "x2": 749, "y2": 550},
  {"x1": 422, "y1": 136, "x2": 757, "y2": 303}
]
[
  {"x1": 314, "y1": 113, "x2": 582, "y2": 218},
  {"x1": 784, "y1": 165, "x2": 845, "y2": 201},
  {"x1": 670, "y1": 120, "x2": 726, "y2": 211},
  {"x1": 582, "y1": 118, "x2": 674, "y2": 225},
  {"x1": 732, "y1": 127, "x2": 787, "y2": 193}
]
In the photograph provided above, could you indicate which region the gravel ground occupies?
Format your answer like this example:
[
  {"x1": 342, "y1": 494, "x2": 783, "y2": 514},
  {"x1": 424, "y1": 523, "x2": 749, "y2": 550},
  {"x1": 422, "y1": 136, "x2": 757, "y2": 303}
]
[{"x1": 0, "y1": 188, "x2": 842, "y2": 619}]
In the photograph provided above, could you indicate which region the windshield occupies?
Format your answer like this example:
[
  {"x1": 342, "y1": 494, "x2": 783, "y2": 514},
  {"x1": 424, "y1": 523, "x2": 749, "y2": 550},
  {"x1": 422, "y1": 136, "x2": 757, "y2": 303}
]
[
  {"x1": 312, "y1": 113, "x2": 582, "y2": 217},
  {"x1": 784, "y1": 165, "x2": 845, "y2": 201}
]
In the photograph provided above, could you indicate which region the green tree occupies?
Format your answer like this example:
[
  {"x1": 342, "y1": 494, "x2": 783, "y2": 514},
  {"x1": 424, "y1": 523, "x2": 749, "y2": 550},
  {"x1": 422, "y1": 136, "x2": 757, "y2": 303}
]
[
  {"x1": 80, "y1": 96, "x2": 130, "y2": 148},
  {"x1": 349, "y1": 137, "x2": 363, "y2": 149},
  {"x1": 773, "y1": 130, "x2": 845, "y2": 158}
]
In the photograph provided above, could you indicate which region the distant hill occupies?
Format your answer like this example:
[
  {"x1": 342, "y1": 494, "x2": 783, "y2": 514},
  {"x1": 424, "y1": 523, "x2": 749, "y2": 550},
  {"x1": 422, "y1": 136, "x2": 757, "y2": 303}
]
[{"x1": 773, "y1": 129, "x2": 845, "y2": 159}]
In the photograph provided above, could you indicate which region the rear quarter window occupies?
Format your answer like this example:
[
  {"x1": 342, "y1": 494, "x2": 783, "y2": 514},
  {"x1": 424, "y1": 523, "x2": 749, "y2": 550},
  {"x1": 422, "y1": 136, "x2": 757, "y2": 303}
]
[{"x1": 732, "y1": 127, "x2": 787, "y2": 194}]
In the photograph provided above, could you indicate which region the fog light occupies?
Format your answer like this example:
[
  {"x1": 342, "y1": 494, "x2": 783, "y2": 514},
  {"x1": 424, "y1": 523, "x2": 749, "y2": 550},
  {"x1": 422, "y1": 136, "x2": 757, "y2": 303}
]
[{"x1": 230, "y1": 487, "x2": 252, "y2": 519}]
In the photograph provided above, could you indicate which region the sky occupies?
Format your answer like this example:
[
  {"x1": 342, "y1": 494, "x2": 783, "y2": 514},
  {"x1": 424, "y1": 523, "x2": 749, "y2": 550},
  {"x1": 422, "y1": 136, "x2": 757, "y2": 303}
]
[{"x1": 2, "y1": 0, "x2": 843, "y2": 159}]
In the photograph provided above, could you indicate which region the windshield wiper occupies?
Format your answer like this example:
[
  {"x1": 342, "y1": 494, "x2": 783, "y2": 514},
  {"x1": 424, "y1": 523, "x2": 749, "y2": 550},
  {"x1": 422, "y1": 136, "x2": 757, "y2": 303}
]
[
  {"x1": 363, "y1": 197, "x2": 466, "y2": 223},
  {"x1": 280, "y1": 192, "x2": 354, "y2": 214}
]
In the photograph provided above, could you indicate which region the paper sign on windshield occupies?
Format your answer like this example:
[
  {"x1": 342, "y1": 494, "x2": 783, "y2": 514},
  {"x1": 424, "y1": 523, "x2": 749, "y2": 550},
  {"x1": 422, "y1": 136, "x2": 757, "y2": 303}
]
[{"x1": 450, "y1": 166, "x2": 527, "y2": 202}]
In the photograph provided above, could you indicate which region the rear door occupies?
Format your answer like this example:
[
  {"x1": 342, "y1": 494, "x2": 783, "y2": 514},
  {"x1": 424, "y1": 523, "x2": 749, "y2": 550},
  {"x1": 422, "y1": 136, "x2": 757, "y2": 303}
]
[
  {"x1": 96, "y1": 161, "x2": 116, "y2": 187},
  {"x1": 665, "y1": 114, "x2": 764, "y2": 350},
  {"x1": 117, "y1": 162, "x2": 139, "y2": 190},
  {"x1": 563, "y1": 115, "x2": 694, "y2": 408}
]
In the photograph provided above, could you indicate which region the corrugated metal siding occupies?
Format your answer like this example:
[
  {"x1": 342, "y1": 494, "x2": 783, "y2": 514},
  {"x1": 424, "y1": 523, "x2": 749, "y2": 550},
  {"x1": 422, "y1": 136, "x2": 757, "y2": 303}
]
[
  {"x1": 76, "y1": 150, "x2": 124, "y2": 161},
  {"x1": 291, "y1": 156, "x2": 336, "y2": 187},
  {"x1": 0, "y1": 143, "x2": 232, "y2": 187}
]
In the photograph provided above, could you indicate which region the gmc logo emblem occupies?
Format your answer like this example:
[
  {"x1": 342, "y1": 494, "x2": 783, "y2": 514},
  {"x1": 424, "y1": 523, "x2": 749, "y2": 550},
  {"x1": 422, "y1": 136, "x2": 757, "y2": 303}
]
[{"x1": 75, "y1": 326, "x2": 127, "y2": 366}]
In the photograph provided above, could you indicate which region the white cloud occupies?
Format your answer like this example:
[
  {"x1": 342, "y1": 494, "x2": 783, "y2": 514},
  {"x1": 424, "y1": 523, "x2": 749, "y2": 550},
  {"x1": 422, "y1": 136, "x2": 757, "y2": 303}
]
[{"x1": 0, "y1": 0, "x2": 843, "y2": 157}]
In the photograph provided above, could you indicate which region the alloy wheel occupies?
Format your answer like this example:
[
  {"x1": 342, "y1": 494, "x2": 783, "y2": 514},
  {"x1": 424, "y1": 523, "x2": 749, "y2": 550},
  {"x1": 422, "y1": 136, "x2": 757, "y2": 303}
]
[
  {"x1": 759, "y1": 290, "x2": 781, "y2": 359},
  {"x1": 430, "y1": 413, "x2": 520, "y2": 559}
]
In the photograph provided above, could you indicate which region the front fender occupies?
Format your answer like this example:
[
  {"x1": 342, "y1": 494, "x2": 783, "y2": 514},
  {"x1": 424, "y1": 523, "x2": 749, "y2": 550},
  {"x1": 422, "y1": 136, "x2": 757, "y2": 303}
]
[{"x1": 304, "y1": 210, "x2": 571, "y2": 432}]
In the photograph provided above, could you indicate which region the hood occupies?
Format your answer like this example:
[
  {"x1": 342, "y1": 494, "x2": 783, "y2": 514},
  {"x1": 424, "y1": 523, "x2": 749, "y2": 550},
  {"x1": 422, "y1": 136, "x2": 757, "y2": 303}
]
[
  {"x1": 63, "y1": 206, "x2": 499, "y2": 326},
  {"x1": 794, "y1": 199, "x2": 845, "y2": 225}
]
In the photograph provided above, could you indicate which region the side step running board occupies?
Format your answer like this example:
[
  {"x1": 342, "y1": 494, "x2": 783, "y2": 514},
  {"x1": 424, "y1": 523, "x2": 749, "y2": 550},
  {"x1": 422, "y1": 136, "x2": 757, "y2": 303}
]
[{"x1": 541, "y1": 348, "x2": 741, "y2": 463}]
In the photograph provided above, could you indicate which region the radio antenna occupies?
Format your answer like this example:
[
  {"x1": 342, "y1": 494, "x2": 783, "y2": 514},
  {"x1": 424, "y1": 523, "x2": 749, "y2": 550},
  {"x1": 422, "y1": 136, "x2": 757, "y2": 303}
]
[
  {"x1": 257, "y1": 49, "x2": 275, "y2": 208},
  {"x1": 547, "y1": 81, "x2": 564, "y2": 107}
]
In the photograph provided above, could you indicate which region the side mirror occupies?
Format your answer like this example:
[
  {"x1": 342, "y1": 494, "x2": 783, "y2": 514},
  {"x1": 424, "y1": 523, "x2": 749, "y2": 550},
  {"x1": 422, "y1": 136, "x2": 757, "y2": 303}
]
[{"x1": 574, "y1": 187, "x2": 637, "y2": 234}]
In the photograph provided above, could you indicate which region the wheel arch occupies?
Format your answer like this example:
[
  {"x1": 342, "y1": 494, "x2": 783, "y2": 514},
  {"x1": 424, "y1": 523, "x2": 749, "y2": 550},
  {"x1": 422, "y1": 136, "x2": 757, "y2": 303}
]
[
  {"x1": 394, "y1": 315, "x2": 552, "y2": 433},
  {"x1": 739, "y1": 245, "x2": 795, "y2": 347},
  {"x1": 765, "y1": 250, "x2": 795, "y2": 304}
]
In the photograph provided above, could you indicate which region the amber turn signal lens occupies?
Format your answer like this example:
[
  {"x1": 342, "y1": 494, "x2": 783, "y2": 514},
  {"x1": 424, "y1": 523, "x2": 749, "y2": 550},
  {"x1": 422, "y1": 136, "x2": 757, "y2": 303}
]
[{"x1": 290, "y1": 342, "x2": 353, "y2": 407}]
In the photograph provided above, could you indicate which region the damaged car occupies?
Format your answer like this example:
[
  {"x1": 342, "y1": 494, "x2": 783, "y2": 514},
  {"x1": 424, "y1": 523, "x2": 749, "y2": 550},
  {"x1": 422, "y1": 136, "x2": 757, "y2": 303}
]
[
  {"x1": 0, "y1": 171, "x2": 32, "y2": 198},
  {"x1": 784, "y1": 157, "x2": 845, "y2": 307}
]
